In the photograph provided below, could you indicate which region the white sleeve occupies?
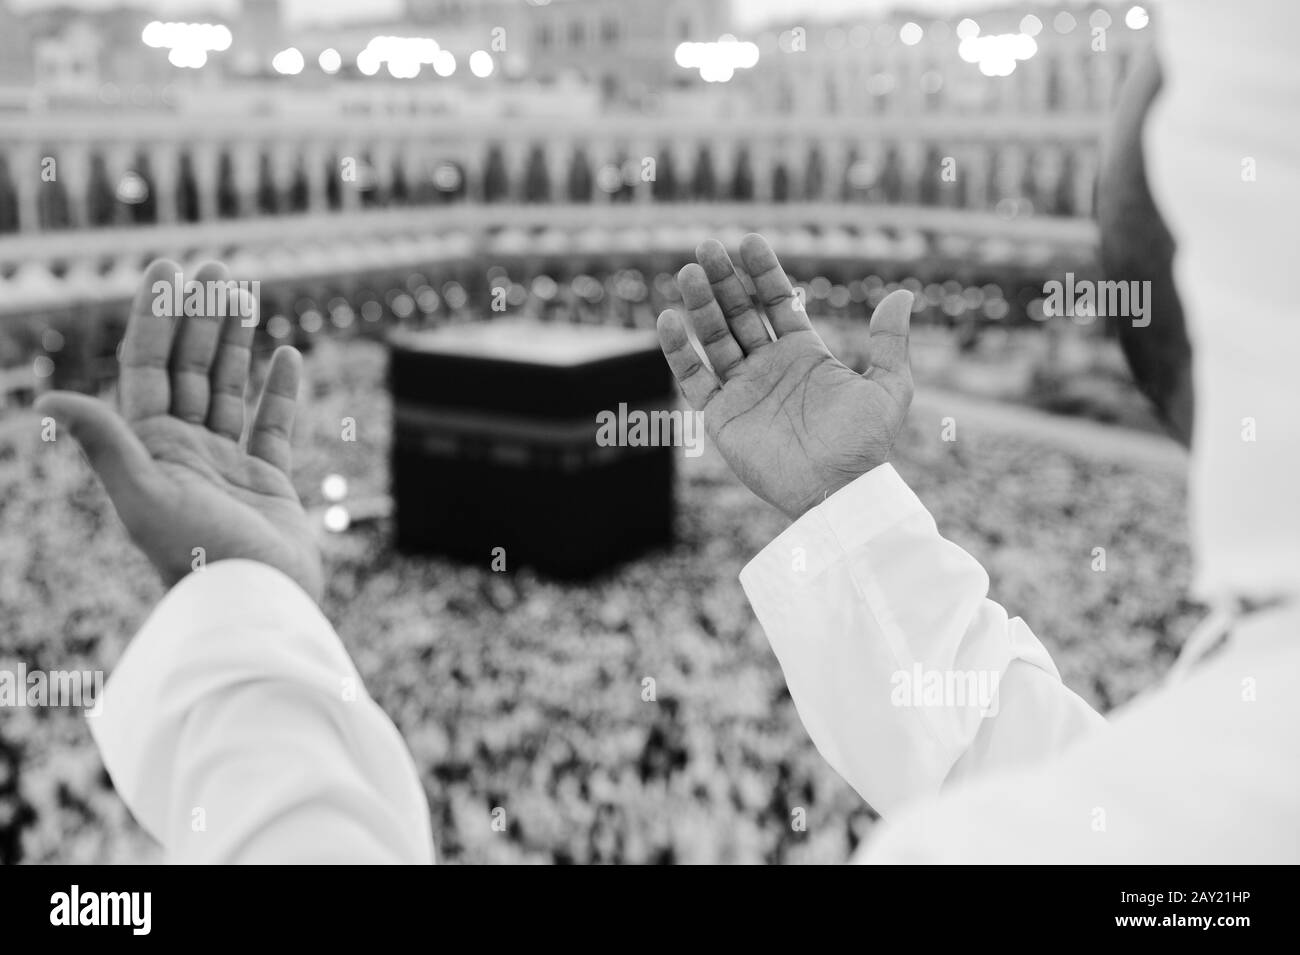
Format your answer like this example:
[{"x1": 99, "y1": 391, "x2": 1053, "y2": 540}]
[
  {"x1": 739, "y1": 464, "x2": 1104, "y2": 817},
  {"x1": 88, "y1": 559, "x2": 434, "y2": 864}
]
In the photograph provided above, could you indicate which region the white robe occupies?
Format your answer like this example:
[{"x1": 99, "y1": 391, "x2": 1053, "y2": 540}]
[
  {"x1": 740, "y1": 464, "x2": 1300, "y2": 863},
  {"x1": 90, "y1": 559, "x2": 434, "y2": 864}
]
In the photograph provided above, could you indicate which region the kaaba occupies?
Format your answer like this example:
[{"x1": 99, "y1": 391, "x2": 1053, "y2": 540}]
[{"x1": 389, "y1": 318, "x2": 678, "y2": 578}]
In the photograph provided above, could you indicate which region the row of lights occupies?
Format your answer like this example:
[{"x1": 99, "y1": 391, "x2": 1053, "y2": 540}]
[
  {"x1": 139, "y1": 22, "x2": 494, "y2": 79},
  {"x1": 143, "y1": 8, "x2": 1149, "y2": 82},
  {"x1": 257, "y1": 271, "x2": 1017, "y2": 326},
  {"x1": 951, "y1": 7, "x2": 1147, "y2": 77},
  {"x1": 274, "y1": 40, "x2": 495, "y2": 79},
  {"x1": 673, "y1": 36, "x2": 761, "y2": 83},
  {"x1": 22, "y1": 267, "x2": 1038, "y2": 401},
  {"x1": 781, "y1": 6, "x2": 1147, "y2": 56},
  {"x1": 140, "y1": 20, "x2": 233, "y2": 69}
]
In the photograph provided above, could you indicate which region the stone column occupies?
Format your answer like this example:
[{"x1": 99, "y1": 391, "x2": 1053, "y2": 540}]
[
  {"x1": 898, "y1": 139, "x2": 926, "y2": 205},
  {"x1": 547, "y1": 141, "x2": 572, "y2": 203},
  {"x1": 1071, "y1": 146, "x2": 1097, "y2": 217},
  {"x1": 191, "y1": 141, "x2": 220, "y2": 222},
  {"x1": 338, "y1": 139, "x2": 362, "y2": 211},
  {"x1": 231, "y1": 142, "x2": 262, "y2": 217},
  {"x1": 102, "y1": 143, "x2": 136, "y2": 226},
  {"x1": 821, "y1": 139, "x2": 848, "y2": 201},
  {"x1": 303, "y1": 141, "x2": 329, "y2": 212},
  {"x1": 749, "y1": 138, "x2": 776, "y2": 202},
  {"x1": 11, "y1": 144, "x2": 43, "y2": 232},
  {"x1": 58, "y1": 142, "x2": 93, "y2": 229},
  {"x1": 149, "y1": 141, "x2": 179, "y2": 223},
  {"x1": 629, "y1": 138, "x2": 654, "y2": 204}
]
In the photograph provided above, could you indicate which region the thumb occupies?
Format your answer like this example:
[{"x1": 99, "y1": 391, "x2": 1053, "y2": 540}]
[
  {"x1": 865, "y1": 289, "x2": 914, "y2": 379},
  {"x1": 35, "y1": 391, "x2": 155, "y2": 506}
]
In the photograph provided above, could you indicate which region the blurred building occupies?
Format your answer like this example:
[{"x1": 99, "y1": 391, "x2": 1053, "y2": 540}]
[
  {"x1": 0, "y1": 3, "x2": 35, "y2": 109},
  {"x1": 508, "y1": 0, "x2": 731, "y2": 104},
  {"x1": 228, "y1": 0, "x2": 288, "y2": 76},
  {"x1": 739, "y1": 7, "x2": 1144, "y2": 117},
  {"x1": 0, "y1": 0, "x2": 1150, "y2": 398},
  {"x1": 10, "y1": 4, "x2": 180, "y2": 108}
]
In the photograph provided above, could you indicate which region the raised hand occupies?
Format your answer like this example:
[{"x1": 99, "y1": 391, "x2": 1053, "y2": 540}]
[
  {"x1": 37, "y1": 259, "x2": 322, "y2": 601},
  {"x1": 657, "y1": 234, "x2": 915, "y2": 521}
]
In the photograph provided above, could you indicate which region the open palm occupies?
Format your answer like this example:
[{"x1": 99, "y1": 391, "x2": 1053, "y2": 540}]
[
  {"x1": 657, "y1": 235, "x2": 915, "y2": 520},
  {"x1": 37, "y1": 259, "x2": 322, "y2": 601}
]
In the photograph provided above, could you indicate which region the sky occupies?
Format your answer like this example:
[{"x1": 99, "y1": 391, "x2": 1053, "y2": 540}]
[{"x1": 9, "y1": 0, "x2": 1030, "y2": 29}]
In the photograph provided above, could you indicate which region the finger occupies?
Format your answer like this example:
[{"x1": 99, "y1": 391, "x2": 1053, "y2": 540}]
[
  {"x1": 738, "y1": 233, "x2": 812, "y2": 337},
  {"x1": 248, "y1": 346, "x2": 302, "y2": 474},
  {"x1": 695, "y1": 239, "x2": 772, "y2": 354},
  {"x1": 169, "y1": 261, "x2": 230, "y2": 424},
  {"x1": 676, "y1": 262, "x2": 745, "y2": 379},
  {"x1": 120, "y1": 259, "x2": 184, "y2": 423},
  {"x1": 656, "y1": 309, "x2": 720, "y2": 411},
  {"x1": 35, "y1": 391, "x2": 156, "y2": 516},
  {"x1": 864, "y1": 289, "x2": 915, "y2": 400},
  {"x1": 206, "y1": 287, "x2": 258, "y2": 442}
]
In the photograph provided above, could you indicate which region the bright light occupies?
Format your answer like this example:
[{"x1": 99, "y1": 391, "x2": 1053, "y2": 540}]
[
  {"x1": 115, "y1": 171, "x2": 149, "y2": 205},
  {"x1": 432, "y1": 49, "x2": 456, "y2": 76},
  {"x1": 388, "y1": 56, "x2": 421, "y2": 78},
  {"x1": 979, "y1": 57, "x2": 1015, "y2": 77},
  {"x1": 1125, "y1": 5, "x2": 1150, "y2": 29},
  {"x1": 469, "y1": 49, "x2": 494, "y2": 77},
  {"x1": 1019, "y1": 14, "x2": 1043, "y2": 37},
  {"x1": 596, "y1": 164, "x2": 623, "y2": 193},
  {"x1": 956, "y1": 18, "x2": 979, "y2": 40},
  {"x1": 959, "y1": 33, "x2": 1037, "y2": 75},
  {"x1": 318, "y1": 48, "x2": 341, "y2": 73},
  {"x1": 899, "y1": 22, "x2": 923, "y2": 45},
  {"x1": 700, "y1": 61, "x2": 734, "y2": 82},
  {"x1": 431, "y1": 162, "x2": 462, "y2": 191},
  {"x1": 167, "y1": 46, "x2": 208, "y2": 69},
  {"x1": 272, "y1": 47, "x2": 305, "y2": 75},
  {"x1": 143, "y1": 21, "x2": 229, "y2": 69},
  {"x1": 322, "y1": 474, "x2": 348, "y2": 502},
  {"x1": 141, "y1": 22, "x2": 231, "y2": 52},
  {"x1": 1009, "y1": 34, "x2": 1037, "y2": 59},
  {"x1": 674, "y1": 36, "x2": 760, "y2": 82},
  {"x1": 323, "y1": 505, "x2": 351, "y2": 533},
  {"x1": 362, "y1": 35, "x2": 443, "y2": 77}
]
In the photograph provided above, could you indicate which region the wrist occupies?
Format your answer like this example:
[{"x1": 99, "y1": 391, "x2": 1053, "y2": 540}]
[{"x1": 787, "y1": 468, "x2": 881, "y2": 521}]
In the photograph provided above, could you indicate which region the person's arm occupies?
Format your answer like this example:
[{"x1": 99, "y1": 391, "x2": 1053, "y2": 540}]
[
  {"x1": 90, "y1": 560, "x2": 433, "y2": 864},
  {"x1": 39, "y1": 258, "x2": 431, "y2": 863},
  {"x1": 657, "y1": 235, "x2": 1101, "y2": 818},
  {"x1": 740, "y1": 463, "x2": 1103, "y2": 817}
]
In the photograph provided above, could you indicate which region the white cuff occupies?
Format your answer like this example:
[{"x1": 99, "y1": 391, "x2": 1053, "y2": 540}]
[{"x1": 739, "y1": 463, "x2": 927, "y2": 591}]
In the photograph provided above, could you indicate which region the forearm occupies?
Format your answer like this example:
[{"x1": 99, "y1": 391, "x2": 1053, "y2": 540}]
[
  {"x1": 740, "y1": 464, "x2": 1104, "y2": 816},
  {"x1": 89, "y1": 560, "x2": 433, "y2": 864}
]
